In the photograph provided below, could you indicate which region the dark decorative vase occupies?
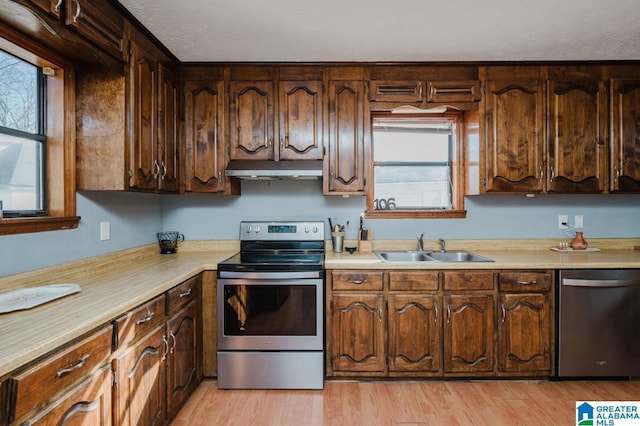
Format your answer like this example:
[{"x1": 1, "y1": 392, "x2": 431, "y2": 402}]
[{"x1": 570, "y1": 231, "x2": 588, "y2": 250}]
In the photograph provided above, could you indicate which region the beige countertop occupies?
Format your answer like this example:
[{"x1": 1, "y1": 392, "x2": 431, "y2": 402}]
[{"x1": 1, "y1": 238, "x2": 639, "y2": 379}]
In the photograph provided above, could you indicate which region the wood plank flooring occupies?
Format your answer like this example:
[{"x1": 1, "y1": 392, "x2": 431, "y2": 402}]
[{"x1": 170, "y1": 379, "x2": 640, "y2": 425}]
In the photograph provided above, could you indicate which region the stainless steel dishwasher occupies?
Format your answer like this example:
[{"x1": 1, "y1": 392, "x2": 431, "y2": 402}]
[{"x1": 557, "y1": 269, "x2": 640, "y2": 377}]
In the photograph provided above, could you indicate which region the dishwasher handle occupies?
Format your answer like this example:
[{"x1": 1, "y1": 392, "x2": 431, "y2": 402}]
[{"x1": 562, "y1": 278, "x2": 640, "y2": 288}]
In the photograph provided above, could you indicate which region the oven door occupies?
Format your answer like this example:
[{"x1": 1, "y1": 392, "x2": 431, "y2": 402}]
[{"x1": 217, "y1": 271, "x2": 324, "y2": 351}]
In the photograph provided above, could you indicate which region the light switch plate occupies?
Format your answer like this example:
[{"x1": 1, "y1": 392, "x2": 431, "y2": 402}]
[{"x1": 100, "y1": 221, "x2": 111, "y2": 241}]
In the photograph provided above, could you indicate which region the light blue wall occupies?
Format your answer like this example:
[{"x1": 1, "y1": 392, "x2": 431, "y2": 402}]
[
  {"x1": 162, "y1": 180, "x2": 640, "y2": 241},
  {"x1": 0, "y1": 191, "x2": 162, "y2": 277},
  {"x1": 3, "y1": 181, "x2": 639, "y2": 277}
]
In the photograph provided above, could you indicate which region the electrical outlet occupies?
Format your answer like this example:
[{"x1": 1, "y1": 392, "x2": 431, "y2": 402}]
[
  {"x1": 100, "y1": 221, "x2": 111, "y2": 241},
  {"x1": 558, "y1": 215, "x2": 568, "y2": 229},
  {"x1": 575, "y1": 215, "x2": 583, "y2": 228}
]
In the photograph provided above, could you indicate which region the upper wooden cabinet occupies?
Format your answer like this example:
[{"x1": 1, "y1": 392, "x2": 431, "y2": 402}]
[
  {"x1": 369, "y1": 80, "x2": 481, "y2": 104},
  {"x1": 127, "y1": 31, "x2": 180, "y2": 193},
  {"x1": 64, "y1": 0, "x2": 125, "y2": 60},
  {"x1": 481, "y1": 66, "x2": 611, "y2": 194},
  {"x1": 279, "y1": 80, "x2": 324, "y2": 160},
  {"x1": 610, "y1": 78, "x2": 640, "y2": 192},
  {"x1": 184, "y1": 79, "x2": 229, "y2": 193},
  {"x1": 482, "y1": 78, "x2": 546, "y2": 193},
  {"x1": 229, "y1": 80, "x2": 275, "y2": 160},
  {"x1": 547, "y1": 77, "x2": 607, "y2": 193},
  {"x1": 325, "y1": 79, "x2": 369, "y2": 194}
]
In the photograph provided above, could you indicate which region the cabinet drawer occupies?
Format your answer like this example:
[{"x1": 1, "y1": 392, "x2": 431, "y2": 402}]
[
  {"x1": 426, "y1": 80, "x2": 481, "y2": 103},
  {"x1": 167, "y1": 275, "x2": 201, "y2": 315},
  {"x1": 499, "y1": 271, "x2": 551, "y2": 292},
  {"x1": 443, "y1": 271, "x2": 494, "y2": 290},
  {"x1": 115, "y1": 294, "x2": 165, "y2": 348},
  {"x1": 9, "y1": 325, "x2": 112, "y2": 422},
  {"x1": 369, "y1": 80, "x2": 423, "y2": 102},
  {"x1": 389, "y1": 271, "x2": 439, "y2": 291},
  {"x1": 331, "y1": 271, "x2": 384, "y2": 291}
]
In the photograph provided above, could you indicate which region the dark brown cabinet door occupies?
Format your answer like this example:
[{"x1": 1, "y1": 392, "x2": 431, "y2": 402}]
[
  {"x1": 166, "y1": 301, "x2": 200, "y2": 419},
  {"x1": 27, "y1": 365, "x2": 112, "y2": 426},
  {"x1": 444, "y1": 294, "x2": 494, "y2": 373},
  {"x1": 331, "y1": 294, "x2": 385, "y2": 373},
  {"x1": 64, "y1": 0, "x2": 124, "y2": 60},
  {"x1": 388, "y1": 295, "x2": 441, "y2": 373},
  {"x1": 547, "y1": 79, "x2": 607, "y2": 192},
  {"x1": 483, "y1": 80, "x2": 545, "y2": 193},
  {"x1": 229, "y1": 81, "x2": 275, "y2": 160},
  {"x1": 610, "y1": 79, "x2": 640, "y2": 192},
  {"x1": 326, "y1": 80, "x2": 367, "y2": 193},
  {"x1": 114, "y1": 325, "x2": 166, "y2": 426},
  {"x1": 498, "y1": 293, "x2": 551, "y2": 373},
  {"x1": 128, "y1": 39, "x2": 158, "y2": 191},
  {"x1": 184, "y1": 80, "x2": 227, "y2": 192},
  {"x1": 279, "y1": 80, "x2": 324, "y2": 160},
  {"x1": 157, "y1": 63, "x2": 179, "y2": 192}
]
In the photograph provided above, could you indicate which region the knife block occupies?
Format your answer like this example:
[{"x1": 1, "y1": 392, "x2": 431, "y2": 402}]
[{"x1": 358, "y1": 231, "x2": 373, "y2": 253}]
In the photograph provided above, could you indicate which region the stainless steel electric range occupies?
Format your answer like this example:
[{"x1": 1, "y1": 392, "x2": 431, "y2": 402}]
[{"x1": 217, "y1": 221, "x2": 325, "y2": 389}]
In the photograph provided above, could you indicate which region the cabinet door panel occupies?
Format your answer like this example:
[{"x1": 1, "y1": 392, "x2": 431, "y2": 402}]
[
  {"x1": 128, "y1": 41, "x2": 158, "y2": 191},
  {"x1": 157, "y1": 63, "x2": 179, "y2": 192},
  {"x1": 331, "y1": 294, "x2": 385, "y2": 372},
  {"x1": 444, "y1": 294, "x2": 494, "y2": 373},
  {"x1": 26, "y1": 365, "x2": 112, "y2": 426},
  {"x1": 230, "y1": 81, "x2": 274, "y2": 160},
  {"x1": 65, "y1": 0, "x2": 124, "y2": 60},
  {"x1": 498, "y1": 293, "x2": 551, "y2": 372},
  {"x1": 185, "y1": 80, "x2": 226, "y2": 192},
  {"x1": 167, "y1": 301, "x2": 199, "y2": 419},
  {"x1": 327, "y1": 80, "x2": 367, "y2": 193},
  {"x1": 483, "y1": 80, "x2": 545, "y2": 192},
  {"x1": 548, "y1": 80, "x2": 607, "y2": 192},
  {"x1": 388, "y1": 295, "x2": 441, "y2": 372},
  {"x1": 610, "y1": 79, "x2": 640, "y2": 192},
  {"x1": 114, "y1": 325, "x2": 166, "y2": 426},
  {"x1": 279, "y1": 81, "x2": 323, "y2": 160}
]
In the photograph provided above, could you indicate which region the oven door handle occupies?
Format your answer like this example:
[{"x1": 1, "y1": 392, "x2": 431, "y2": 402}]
[{"x1": 218, "y1": 271, "x2": 323, "y2": 280}]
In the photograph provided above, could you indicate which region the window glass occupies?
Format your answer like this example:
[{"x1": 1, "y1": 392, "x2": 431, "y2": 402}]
[
  {"x1": 0, "y1": 49, "x2": 45, "y2": 214},
  {"x1": 372, "y1": 117, "x2": 454, "y2": 211}
]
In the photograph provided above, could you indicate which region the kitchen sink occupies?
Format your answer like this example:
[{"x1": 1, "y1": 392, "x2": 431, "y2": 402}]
[
  {"x1": 424, "y1": 251, "x2": 494, "y2": 263},
  {"x1": 375, "y1": 250, "x2": 493, "y2": 263},
  {"x1": 375, "y1": 251, "x2": 436, "y2": 262}
]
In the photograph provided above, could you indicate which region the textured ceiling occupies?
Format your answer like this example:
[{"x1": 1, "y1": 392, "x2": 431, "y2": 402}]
[{"x1": 118, "y1": 0, "x2": 640, "y2": 62}]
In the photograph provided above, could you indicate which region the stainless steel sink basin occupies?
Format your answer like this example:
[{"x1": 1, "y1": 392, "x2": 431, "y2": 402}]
[
  {"x1": 425, "y1": 251, "x2": 494, "y2": 263},
  {"x1": 375, "y1": 251, "x2": 436, "y2": 262},
  {"x1": 375, "y1": 250, "x2": 493, "y2": 263}
]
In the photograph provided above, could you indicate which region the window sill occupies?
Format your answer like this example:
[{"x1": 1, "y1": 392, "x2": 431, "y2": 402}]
[
  {"x1": 365, "y1": 210, "x2": 467, "y2": 219},
  {"x1": 0, "y1": 216, "x2": 81, "y2": 235}
]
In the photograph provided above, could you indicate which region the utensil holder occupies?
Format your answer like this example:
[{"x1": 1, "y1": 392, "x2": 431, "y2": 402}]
[
  {"x1": 331, "y1": 231, "x2": 345, "y2": 253},
  {"x1": 358, "y1": 230, "x2": 373, "y2": 253}
]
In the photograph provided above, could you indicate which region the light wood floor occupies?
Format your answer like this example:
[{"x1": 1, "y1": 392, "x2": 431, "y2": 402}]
[{"x1": 170, "y1": 379, "x2": 640, "y2": 425}]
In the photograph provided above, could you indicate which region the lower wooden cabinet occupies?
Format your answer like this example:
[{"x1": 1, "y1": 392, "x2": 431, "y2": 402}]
[
  {"x1": 328, "y1": 269, "x2": 553, "y2": 378},
  {"x1": 444, "y1": 294, "x2": 494, "y2": 374},
  {"x1": 26, "y1": 364, "x2": 113, "y2": 426},
  {"x1": 331, "y1": 294, "x2": 385, "y2": 373},
  {"x1": 388, "y1": 294, "x2": 440, "y2": 373},
  {"x1": 113, "y1": 324, "x2": 167, "y2": 426}
]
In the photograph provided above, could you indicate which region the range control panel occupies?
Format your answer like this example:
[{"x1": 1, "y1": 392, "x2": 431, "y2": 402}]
[{"x1": 240, "y1": 221, "x2": 325, "y2": 241}]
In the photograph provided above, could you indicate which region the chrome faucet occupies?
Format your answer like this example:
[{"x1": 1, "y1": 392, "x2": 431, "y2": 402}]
[
  {"x1": 438, "y1": 238, "x2": 446, "y2": 252},
  {"x1": 418, "y1": 233, "x2": 425, "y2": 251}
]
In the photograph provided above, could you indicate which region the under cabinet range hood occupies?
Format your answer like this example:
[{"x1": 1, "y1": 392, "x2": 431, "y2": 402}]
[{"x1": 225, "y1": 160, "x2": 323, "y2": 180}]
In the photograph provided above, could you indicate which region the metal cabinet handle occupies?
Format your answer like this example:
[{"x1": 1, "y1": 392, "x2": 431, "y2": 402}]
[
  {"x1": 136, "y1": 310, "x2": 154, "y2": 325},
  {"x1": 153, "y1": 160, "x2": 160, "y2": 178},
  {"x1": 179, "y1": 288, "x2": 192, "y2": 298},
  {"x1": 418, "y1": 82, "x2": 423, "y2": 99},
  {"x1": 378, "y1": 304, "x2": 383, "y2": 322},
  {"x1": 54, "y1": 0, "x2": 63, "y2": 12},
  {"x1": 162, "y1": 335, "x2": 169, "y2": 360},
  {"x1": 348, "y1": 278, "x2": 367, "y2": 284},
  {"x1": 446, "y1": 305, "x2": 451, "y2": 323},
  {"x1": 539, "y1": 165, "x2": 543, "y2": 180},
  {"x1": 72, "y1": 0, "x2": 81, "y2": 23},
  {"x1": 160, "y1": 162, "x2": 167, "y2": 179},
  {"x1": 434, "y1": 303, "x2": 438, "y2": 323},
  {"x1": 501, "y1": 304, "x2": 506, "y2": 322},
  {"x1": 516, "y1": 280, "x2": 537, "y2": 285},
  {"x1": 169, "y1": 332, "x2": 176, "y2": 354},
  {"x1": 56, "y1": 354, "x2": 89, "y2": 377}
]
